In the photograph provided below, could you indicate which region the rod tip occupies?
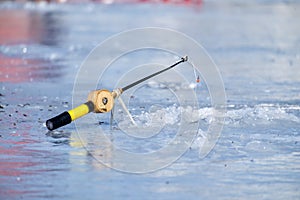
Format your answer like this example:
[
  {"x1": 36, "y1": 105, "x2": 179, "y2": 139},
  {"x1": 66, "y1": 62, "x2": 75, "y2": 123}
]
[{"x1": 182, "y1": 55, "x2": 188, "y2": 62}]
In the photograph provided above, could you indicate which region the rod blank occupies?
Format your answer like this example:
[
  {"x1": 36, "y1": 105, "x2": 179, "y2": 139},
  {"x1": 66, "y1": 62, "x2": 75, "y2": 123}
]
[{"x1": 122, "y1": 56, "x2": 188, "y2": 92}]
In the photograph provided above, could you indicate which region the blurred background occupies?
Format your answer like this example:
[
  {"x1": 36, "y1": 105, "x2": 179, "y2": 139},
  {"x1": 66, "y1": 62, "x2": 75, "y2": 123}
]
[{"x1": 0, "y1": 0, "x2": 299, "y2": 199}]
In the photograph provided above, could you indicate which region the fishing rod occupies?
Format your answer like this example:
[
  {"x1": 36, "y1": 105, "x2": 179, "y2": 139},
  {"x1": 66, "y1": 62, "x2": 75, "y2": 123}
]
[{"x1": 46, "y1": 56, "x2": 188, "y2": 131}]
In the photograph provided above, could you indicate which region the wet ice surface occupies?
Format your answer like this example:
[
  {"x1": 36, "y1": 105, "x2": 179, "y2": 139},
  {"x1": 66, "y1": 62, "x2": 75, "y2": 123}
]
[{"x1": 1, "y1": 1, "x2": 300, "y2": 199}]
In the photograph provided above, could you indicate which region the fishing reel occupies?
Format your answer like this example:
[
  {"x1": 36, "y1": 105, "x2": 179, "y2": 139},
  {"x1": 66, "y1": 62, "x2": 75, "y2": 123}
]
[{"x1": 46, "y1": 88, "x2": 123, "y2": 131}]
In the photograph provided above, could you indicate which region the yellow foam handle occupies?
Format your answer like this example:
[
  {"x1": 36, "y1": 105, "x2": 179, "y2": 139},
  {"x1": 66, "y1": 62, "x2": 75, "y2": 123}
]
[{"x1": 68, "y1": 103, "x2": 90, "y2": 121}]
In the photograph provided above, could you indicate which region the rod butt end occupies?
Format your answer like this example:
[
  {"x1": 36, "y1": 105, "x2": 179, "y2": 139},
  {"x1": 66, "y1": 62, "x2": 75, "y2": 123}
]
[{"x1": 46, "y1": 111, "x2": 72, "y2": 131}]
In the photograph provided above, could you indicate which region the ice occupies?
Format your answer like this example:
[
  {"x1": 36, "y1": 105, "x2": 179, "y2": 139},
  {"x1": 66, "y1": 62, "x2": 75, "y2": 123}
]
[
  {"x1": 116, "y1": 102, "x2": 300, "y2": 157},
  {"x1": 225, "y1": 104, "x2": 300, "y2": 125},
  {"x1": 118, "y1": 103, "x2": 300, "y2": 132},
  {"x1": 1, "y1": 1, "x2": 300, "y2": 199}
]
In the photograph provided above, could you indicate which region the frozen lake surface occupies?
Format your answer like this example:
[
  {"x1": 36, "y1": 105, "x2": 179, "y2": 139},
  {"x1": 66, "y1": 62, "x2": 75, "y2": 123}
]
[{"x1": 0, "y1": 1, "x2": 300, "y2": 199}]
